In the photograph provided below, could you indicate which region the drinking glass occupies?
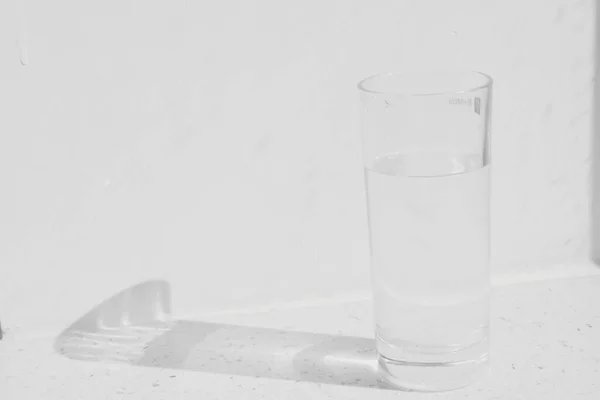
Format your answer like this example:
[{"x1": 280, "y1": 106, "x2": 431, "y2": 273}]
[{"x1": 358, "y1": 71, "x2": 493, "y2": 391}]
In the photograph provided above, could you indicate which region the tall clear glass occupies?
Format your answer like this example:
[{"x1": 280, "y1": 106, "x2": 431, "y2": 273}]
[{"x1": 358, "y1": 71, "x2": 493, "y2": 391}]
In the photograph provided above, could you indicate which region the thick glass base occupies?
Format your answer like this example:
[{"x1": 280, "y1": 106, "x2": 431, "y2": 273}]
[
  {"x1": 376, "y1": 336, "x2": 489, "y2": 392},
  {"x1": 378, "y1": 354, "x2": 489, "y2": 392}
]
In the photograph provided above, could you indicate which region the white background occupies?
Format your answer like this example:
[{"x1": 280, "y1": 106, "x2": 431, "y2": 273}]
[{"x1": 0, "y1": 0, "x2": 596, "y2": 331}]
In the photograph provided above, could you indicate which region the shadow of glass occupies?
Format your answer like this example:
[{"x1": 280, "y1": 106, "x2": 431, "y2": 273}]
[{"x1": 54, "y1": 280, "x2": 388, "y2": 390}]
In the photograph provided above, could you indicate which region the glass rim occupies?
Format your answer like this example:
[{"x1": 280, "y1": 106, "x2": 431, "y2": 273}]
[{"x1": 357, "y1": 70, "x2": 493, "y2": 97}]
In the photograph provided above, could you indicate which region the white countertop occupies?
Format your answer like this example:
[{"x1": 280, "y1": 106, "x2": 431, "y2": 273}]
[{"x1": 2, "y1": 271, "x2": 600, "y2": 399}]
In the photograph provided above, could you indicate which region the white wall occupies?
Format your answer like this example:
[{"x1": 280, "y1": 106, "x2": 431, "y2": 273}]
[{"x1": 0, "y1": 0, "x2": 595, "y2": 331}]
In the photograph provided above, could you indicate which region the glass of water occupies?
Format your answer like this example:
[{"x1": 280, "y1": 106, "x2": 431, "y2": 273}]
[{"x1": 358, "y1": 71, "x2": 493, "y2": 391}]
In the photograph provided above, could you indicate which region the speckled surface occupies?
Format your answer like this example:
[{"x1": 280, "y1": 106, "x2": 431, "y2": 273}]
[{"x1": 2, "y1": 274, "x2": 599, "y2": 399}]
